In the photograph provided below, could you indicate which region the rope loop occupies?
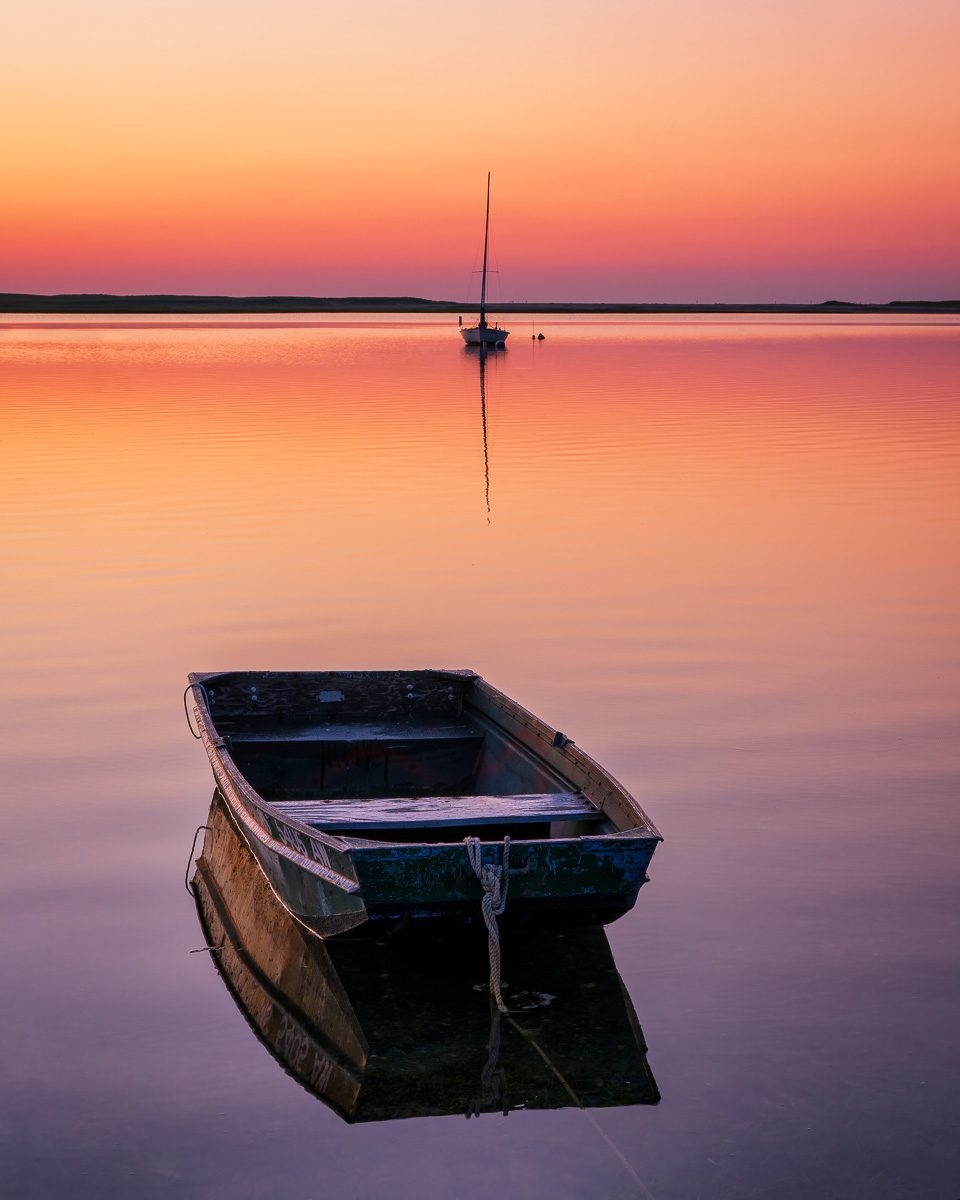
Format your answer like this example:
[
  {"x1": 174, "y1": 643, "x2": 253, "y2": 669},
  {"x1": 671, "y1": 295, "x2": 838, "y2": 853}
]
[
  {"x1": 465, "y1": 835, "x2": 511, "y2": 1012},
  {"x1": 183, "y1": 682, "x2": 210, "y2": 739}
]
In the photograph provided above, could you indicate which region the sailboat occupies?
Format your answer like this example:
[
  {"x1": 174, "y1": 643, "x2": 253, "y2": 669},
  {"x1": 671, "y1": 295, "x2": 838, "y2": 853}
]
[{"x1": 461, "y1": 173, "x2": 509, "y2": 346}]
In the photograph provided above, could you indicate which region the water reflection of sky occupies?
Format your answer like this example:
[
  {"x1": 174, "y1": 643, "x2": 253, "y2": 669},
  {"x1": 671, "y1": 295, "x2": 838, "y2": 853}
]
[{"x1": 0, "y1": 316, "x2": 958, "y2": 1197}]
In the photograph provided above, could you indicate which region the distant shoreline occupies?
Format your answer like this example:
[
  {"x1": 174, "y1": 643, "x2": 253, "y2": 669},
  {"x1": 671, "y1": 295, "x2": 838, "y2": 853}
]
[{"x1": 2, "y1": 293, "x2": 959, "y2": 315}]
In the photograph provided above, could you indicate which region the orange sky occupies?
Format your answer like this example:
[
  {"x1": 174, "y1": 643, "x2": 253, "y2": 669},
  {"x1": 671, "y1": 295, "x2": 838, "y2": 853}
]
[{"x1": 2, "y1": 0, "x2": 959, "y2": 300}]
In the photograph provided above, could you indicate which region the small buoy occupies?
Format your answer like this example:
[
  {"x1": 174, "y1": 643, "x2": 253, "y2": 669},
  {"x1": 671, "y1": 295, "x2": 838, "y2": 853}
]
[{"x1": 537, "y1": 332, "x2": 545, "y2": 340}]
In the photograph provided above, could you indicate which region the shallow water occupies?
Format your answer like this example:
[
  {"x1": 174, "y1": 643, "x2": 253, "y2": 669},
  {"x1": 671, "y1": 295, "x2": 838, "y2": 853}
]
[{"x1": 1, "y1": 314, "x2": 958, "y2": 1199}]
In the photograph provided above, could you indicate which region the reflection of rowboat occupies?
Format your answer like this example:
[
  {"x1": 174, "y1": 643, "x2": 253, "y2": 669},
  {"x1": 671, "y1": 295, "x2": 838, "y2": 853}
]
[
  {"x1": 460, "y1": 172, "x2": 509, "y2": 347},
  {"x1": 191, "y1": 789, "x2": 660, "y2": 1121},
  {"x1": 186, "y1": 669, "x2": 662, "y2": 939}
]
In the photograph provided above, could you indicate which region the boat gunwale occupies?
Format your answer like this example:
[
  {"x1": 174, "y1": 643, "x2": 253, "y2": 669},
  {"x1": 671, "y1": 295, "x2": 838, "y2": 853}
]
[{"x1": 467, "y1": 678, "x2": 662, "y2": 842}]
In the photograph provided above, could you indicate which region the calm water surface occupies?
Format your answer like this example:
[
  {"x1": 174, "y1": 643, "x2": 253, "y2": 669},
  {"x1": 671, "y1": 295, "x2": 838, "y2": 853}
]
[{"x1": 1, "y1": 315, "x2": 958, "y2": 1198}]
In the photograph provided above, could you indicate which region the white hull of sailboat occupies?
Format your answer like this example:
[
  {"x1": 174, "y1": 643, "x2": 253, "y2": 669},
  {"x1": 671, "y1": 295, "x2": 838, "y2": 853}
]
[{"x1": 461, "y1": 325, "x2": 509, "y2": 345}]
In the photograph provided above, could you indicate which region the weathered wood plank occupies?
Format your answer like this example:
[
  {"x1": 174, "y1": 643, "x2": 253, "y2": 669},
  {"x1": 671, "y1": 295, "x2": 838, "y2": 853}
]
[{"x1": 271, "y1": 792, "x2": 601, "y2": 829}]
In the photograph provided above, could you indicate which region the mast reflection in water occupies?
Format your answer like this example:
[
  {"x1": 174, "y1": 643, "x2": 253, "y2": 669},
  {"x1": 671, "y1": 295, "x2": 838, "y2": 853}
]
[
  {"x1": 190, "y1": 790, "x2": 659, "y2": 1122},
  {"x1": 464, "y1": 343, "x2": 498, "y2": 522}
]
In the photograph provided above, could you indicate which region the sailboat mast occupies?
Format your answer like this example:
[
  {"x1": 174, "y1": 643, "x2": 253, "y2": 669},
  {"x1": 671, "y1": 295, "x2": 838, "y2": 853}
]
[{"x1": 479, "y1": 171, "x2": 491, "y2": 328}]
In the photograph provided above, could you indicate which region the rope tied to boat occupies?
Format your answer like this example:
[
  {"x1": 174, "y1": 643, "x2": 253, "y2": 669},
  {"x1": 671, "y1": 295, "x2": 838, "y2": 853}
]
[{"x1": 464, "y1": 835, "x2": 511, "y2": 1012}]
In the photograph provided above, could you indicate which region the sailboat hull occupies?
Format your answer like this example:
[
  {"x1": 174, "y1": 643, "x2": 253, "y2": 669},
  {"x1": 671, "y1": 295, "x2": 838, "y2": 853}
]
[{"x1": 461, "y1": 326, "x2": 509, "y2": 346}]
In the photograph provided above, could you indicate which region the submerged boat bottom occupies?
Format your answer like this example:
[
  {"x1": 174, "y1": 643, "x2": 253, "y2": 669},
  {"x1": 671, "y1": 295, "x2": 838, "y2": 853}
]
[
  {"x1": 355, "y1": 894, "x2": 638, "y2": 938},
  {"x1": 190, "y1": 789, "x2": 659, "y2": 1121}
]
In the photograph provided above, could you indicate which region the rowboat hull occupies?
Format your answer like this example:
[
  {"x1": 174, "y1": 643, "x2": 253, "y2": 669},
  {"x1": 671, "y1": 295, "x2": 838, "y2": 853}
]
[{"x1": 187, "y1": 670, "x2": 661, "y2": 939}]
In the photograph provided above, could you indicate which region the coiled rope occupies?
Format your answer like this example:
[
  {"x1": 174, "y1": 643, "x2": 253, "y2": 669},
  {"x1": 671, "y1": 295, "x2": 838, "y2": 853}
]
[{"x1": 464, "y1": 835, "x2": 511, "y2": 1012}]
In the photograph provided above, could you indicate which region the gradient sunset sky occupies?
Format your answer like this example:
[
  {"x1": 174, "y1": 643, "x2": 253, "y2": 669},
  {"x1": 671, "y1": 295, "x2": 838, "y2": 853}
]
[{"x1": 3, "y1": 0, "x2": 958, "y2": 301}]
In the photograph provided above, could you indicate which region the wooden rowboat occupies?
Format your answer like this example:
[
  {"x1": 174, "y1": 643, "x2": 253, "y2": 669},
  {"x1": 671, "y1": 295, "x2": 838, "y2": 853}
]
[{"x1": 186, "y1": 669, "x2": 661, "y2": 939}]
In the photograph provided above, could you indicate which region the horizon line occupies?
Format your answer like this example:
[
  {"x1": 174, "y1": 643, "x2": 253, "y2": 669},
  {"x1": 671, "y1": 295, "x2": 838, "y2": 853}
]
[{"x1": 2, "y1": 292, "x2": 959, "y2": 314}]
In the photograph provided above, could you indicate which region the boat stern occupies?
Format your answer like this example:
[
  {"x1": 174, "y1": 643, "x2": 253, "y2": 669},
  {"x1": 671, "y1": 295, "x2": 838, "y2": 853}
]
[{"x1": 346, "y1": 831, "x2": 660, "y2": 931}]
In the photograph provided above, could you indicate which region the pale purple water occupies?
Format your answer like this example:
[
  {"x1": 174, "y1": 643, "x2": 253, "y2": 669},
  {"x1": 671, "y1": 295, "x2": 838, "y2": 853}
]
[{"x1": 1, "y1": 314, "x2": 958, "y2": 1198}]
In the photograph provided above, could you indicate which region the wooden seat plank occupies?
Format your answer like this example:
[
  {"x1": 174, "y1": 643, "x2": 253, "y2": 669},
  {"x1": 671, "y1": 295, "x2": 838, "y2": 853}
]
[
  {"x1": 230, "y1": 719, "x2": 483, "y2": 745},
  {"x1": 270, "y1": 792, "x2": 601, "y2": 830}
]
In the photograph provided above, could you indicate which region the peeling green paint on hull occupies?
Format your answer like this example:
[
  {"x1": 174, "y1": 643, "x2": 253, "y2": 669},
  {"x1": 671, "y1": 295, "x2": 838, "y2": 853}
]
[{"x1": 351, "y1": 837, "x2": 658, "y2": 923}]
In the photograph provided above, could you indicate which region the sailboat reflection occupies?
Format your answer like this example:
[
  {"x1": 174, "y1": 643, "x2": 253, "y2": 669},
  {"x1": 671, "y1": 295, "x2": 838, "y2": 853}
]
[
  {"x1": 191, "y1": 790, "x2": 659, "y2": 1122},
  {"x1": 465, "y1": 343, "x2": 497, "y2": 520}
]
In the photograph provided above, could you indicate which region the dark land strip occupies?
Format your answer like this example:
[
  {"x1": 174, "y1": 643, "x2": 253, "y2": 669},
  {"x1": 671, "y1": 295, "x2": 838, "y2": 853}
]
[{"x1": 2, "y1": 294, "x2": 959, "y2": 315}]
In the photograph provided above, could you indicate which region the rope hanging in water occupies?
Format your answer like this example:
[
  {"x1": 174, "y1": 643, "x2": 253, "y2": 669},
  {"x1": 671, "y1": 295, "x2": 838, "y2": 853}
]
[
  {"x1": 465, "y1": 1000, "x2": 506, "y2": 1118},
  {"x1": 464, "y1": 835, "x2": 511, "y2": 1012}
]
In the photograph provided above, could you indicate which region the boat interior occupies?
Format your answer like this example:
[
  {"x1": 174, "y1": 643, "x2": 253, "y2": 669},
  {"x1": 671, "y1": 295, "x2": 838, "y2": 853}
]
[{"x1": 195, "y1": 670, "x2": 617, "y2": 844}]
